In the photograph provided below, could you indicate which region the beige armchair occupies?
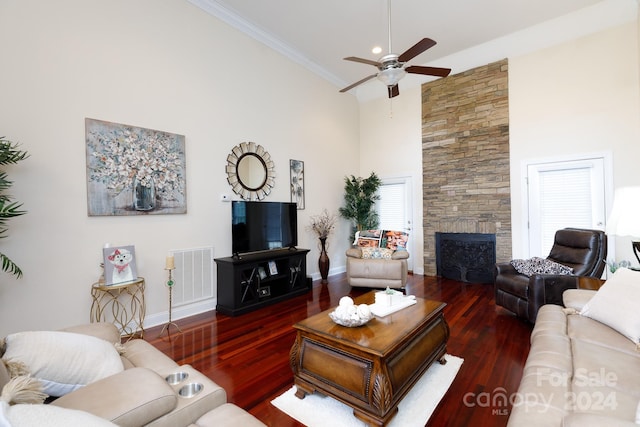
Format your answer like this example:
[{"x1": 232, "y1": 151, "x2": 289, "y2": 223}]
[{"x1": 345, "y1": 247, "x2": 409, "y2": 289}]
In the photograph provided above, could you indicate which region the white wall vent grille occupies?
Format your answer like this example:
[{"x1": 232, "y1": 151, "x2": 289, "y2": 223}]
[{"x1": 171, "y1": 247, "x2": 214, "y2": 306}]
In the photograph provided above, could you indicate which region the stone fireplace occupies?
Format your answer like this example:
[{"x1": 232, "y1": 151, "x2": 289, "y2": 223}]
[
  {"x1": 435, "y1": 232, "x2": 496, "y2": 283},
  {"x1": 421, "y1": 59, "x2": 512, "y2": 277}
]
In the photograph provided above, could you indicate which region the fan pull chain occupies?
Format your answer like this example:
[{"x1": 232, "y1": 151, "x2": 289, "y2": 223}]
[{"x1": 387, "y1": 0, "x2": 393, "y2": 53}]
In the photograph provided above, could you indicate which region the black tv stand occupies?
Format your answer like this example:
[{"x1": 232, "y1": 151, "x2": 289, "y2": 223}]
[{"x1": 215, "y1": 248, "x2": 310, "y2": 316}]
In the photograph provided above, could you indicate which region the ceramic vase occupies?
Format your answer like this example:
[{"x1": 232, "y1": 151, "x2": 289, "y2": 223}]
[
  {"x1": 319, "y1": 237, "x2": 329, "y2": 284},
  {"x1": 133, "y1": 176, "x2": 156, "y2": 211}
]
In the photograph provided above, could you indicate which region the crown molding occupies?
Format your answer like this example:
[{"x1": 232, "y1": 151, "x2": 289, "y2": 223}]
[{"x1": 187, "y1": 0, "x2": 347, "y2": 89}]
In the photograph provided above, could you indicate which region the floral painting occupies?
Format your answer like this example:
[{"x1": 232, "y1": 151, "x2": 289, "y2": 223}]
[{"x1": 86, "y1": 118, "x2": 186, "y2": 216}]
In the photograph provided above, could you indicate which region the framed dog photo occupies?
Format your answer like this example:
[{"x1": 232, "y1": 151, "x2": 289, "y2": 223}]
[{"x1": 103, "y1": 245, "x2": 138, "y2": 286}]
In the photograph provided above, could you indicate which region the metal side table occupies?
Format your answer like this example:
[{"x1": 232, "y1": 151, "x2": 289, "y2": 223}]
[{"x1": 90, "y1": 277, "x2": 145, "y2": 340}]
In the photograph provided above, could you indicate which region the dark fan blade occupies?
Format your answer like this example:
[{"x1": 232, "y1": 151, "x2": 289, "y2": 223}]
[
  {"x1": 406, "y1": 65, "x2": 451, "y2": 78},
  {"x1": 339, "y1": 74, "x2": 377, "y2": 93},
  {"x1": 388, "y1": 84, "x2": 399, "y2": 98},
  {"x1": 344, "y1": 56, "x2": 382, "y2": 67},
  {"x1": 398, "y1": 38, "x2": 437, "y2": 63}
]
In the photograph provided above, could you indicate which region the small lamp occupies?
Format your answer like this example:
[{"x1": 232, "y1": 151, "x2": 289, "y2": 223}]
[{"x1": 606, "y1": 186, "x2": 640, "y2": 265}]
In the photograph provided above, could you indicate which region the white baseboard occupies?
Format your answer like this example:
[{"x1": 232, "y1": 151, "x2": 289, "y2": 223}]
[
  {"x1": 308, "y1": 265, "x2": 346, "y2": 282},
  {"x1": 143, "y1": 266, "x2": 349, "y2": 331},
  {"x1": 144, "y1": 298, "x2": 216, "y2": 329}
]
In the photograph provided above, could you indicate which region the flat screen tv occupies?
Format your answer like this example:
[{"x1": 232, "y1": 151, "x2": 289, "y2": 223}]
[{"x1": 231, "y1": 201, "x2": 297, "y2": 256}]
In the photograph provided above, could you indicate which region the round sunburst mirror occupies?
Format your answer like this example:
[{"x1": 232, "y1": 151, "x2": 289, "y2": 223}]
[{"x1": 225, "y1": 142, "x2": 275, "y2": 200}]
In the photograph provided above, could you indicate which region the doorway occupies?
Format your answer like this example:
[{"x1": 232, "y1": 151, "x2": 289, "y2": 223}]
[
  {"x1": 376, "y1": 176, "x2": 414, "y2": 271},
  {"x1": 525, "y1": 153, "x2": 611, "y2": 257}
]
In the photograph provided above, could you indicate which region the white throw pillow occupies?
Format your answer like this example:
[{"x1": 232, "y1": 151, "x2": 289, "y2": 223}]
[
  {"x1": 0, "y1": 401, "x2": 117, "y2": 427},
  {"x1": 2, "y1": 331, "x2": 124, "y2": 396},
  {"x1": 580, "y1": 267, "x2": 640, "y2": 344}
]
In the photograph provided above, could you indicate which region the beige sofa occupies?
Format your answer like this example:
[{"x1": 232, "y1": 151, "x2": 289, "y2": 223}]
[
  {"x1": 345, "y1": 247, "x2": 409, "y2": 289},
  {"x1": 0, "y1": 322, "x2": 265, "y2": 427},
  {"x1": 508, "y1": 285, "x2": 640, "y2": 426}
]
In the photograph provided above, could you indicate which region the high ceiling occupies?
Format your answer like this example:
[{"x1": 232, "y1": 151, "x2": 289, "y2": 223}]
[{"x1": 189, "y1": 0, "x2": 635, "y2": 100}]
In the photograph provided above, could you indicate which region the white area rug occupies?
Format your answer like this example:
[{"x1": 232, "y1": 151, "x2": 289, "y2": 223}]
[{"x1": 271, "y1": 354, "x2": 463, "y2": 427}]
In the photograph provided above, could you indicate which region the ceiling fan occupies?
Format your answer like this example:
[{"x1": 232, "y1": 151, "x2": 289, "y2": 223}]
[{"x1": 339, "y1": 0, "x2": 451, "y2": 98}]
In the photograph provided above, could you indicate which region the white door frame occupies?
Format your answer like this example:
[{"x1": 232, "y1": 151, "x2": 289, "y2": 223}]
[
  {"x1": 377, "y1": 175, "x2": 414, "y2": 272},
  {"x1": 520, "y1": 151, "x2": 614, "y2": 259}
]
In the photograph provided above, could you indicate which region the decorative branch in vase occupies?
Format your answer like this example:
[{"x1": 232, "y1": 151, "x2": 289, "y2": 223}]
[{"x1": 307, "y1": 209, "x2": 338, "y2": 284}]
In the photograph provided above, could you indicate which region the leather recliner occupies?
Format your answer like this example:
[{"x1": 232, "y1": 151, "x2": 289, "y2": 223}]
[{"x1": 494, "y1": 227, "x2": 607, "y2": 323}]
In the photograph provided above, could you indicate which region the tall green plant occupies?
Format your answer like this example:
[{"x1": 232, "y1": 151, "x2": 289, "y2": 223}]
[
  {"x1": 0, "y1": 137, "x2": 28, "y2": 278},
  {"x1": 339, "y1": 172, "x2": 382, "y2": 239}
]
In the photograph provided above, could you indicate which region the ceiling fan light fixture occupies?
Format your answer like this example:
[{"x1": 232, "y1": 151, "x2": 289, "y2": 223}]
[
  {"x1": 339, "y1": 0, "x2": 449, "y2": 97},
  {"x1": 377, "y1": 67, "x2": 406, "y2": 86}
]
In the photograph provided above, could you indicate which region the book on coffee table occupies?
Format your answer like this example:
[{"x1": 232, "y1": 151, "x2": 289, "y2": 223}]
[{"x1": 369, "y1": 294, "x2": 417, "y2": 317}]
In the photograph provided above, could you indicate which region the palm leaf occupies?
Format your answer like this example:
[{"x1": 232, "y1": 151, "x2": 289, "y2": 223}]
[
  {"x1": 0, "y1": 253, "x2": 23, "y2": 278},
  {"x1": 0, "y1": 201, "x2": 26, "y2": 238},
  {"x1": 0, "y1": 137, "x2": 28, "y2": 278},
  {"x1": 0, "y1": 139, "x2": 29, "y2": 165},
  {"x1": 0, "y1": 200, "x2": 26, "y2": 218}
]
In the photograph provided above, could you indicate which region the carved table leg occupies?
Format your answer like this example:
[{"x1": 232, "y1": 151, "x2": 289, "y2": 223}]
[
  {"x1": 294, "y1": 380, "x2": 314, "y2": 399},
  {"x1": 294, "y1": 387, "x2": 307, "y2": 399}
]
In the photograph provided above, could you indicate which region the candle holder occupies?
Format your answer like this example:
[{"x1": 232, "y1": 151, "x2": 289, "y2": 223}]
[{"x1": 158, "y1": 267, "x2": 182, "y2": 336}]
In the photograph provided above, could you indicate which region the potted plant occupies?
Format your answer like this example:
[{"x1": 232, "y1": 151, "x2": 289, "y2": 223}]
[
  {"x1": 339, "y1": 172, "x2": 382, "y2": 242},
  {"x1": 0, "y1": 136, "x2": 29, "y2": 278}
]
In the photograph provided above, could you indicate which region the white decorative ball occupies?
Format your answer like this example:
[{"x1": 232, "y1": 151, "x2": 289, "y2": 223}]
[
  {"x1": 339, "y1": 296, "x2": 354, "y2": 307},
  {"x1": 334, "y1": 305, "x2": 347, "y2": 317},
  {"x1": 357, "y1": 304, "x2": 371, "y2": 318},
  {"x1": 347, "y1": 305, "x2": 357, "y2": 316}
]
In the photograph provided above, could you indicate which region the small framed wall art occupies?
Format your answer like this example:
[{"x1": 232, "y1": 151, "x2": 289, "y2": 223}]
[
  {"x1": 290, "y1": 159, "x2": 304, "y2": 210},
  {"x1": 268, "y1": 260, "x2": 278, "y2": 275},
  {"x1": 103, "y1": 245, "x2": 138, "y2": 286}
]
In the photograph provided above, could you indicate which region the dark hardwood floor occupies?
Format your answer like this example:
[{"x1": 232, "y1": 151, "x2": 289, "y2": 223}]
[{"x1": 145, "y1": 273, "x2": 532, "y2": 426}]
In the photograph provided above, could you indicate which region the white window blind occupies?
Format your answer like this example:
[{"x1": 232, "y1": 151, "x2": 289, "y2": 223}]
[
  {"x1": 527, "y1": 156, "x2": 606, "y2": 258},
  {"x1": 538, "y1": 167, "x2": 593, "y2": 253},
  {"x1": 377, "y1": 183, "x2": 405, "y2": 231}
]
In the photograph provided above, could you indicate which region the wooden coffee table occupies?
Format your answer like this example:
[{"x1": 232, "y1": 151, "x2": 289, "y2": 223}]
[{"x1": 289, "y1": 291, "x2": 449, "y2": 426}]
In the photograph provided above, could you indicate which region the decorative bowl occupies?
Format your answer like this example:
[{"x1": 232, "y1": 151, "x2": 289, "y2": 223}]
[{"x1": 329, "y1": 311, "x2": 374, "y2": 327}]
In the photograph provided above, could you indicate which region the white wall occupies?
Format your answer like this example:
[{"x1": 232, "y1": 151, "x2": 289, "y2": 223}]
[
  {"x1": 359, "y1": 88, "x2": 425, "y2": 274},
  {"x1": 509, "y1": 21, "x2": 640, "y2": 264},
  {"x1": 0, "y1": 0, "x2": 359, "y2": 336}
]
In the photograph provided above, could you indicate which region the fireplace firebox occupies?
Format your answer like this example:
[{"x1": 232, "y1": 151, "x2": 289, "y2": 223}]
[{"x1": 435, "y1": 232, "x2": 496, "y2": 284}]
